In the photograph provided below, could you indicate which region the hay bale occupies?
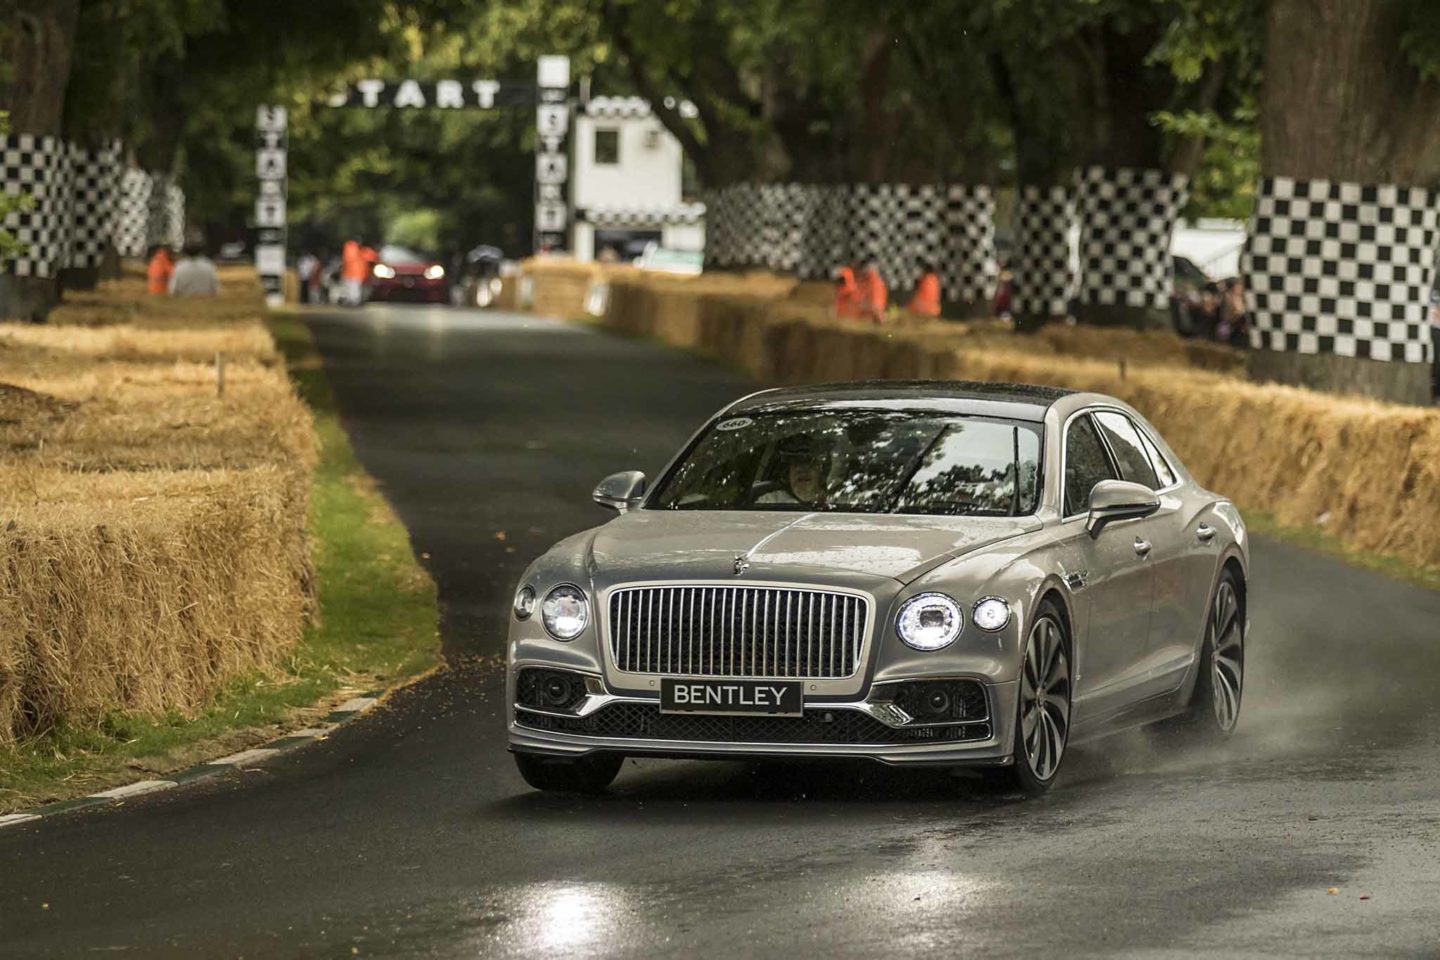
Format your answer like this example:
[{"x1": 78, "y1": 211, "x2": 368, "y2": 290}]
[
  {"x1": 0, "y1": 465, "x2": 310, "y2": 745},
  {"x1": 1, "y1": 360, "x2": 315, "y2": 472},
  {"x1": 0, "y1": 321, "x2": 277, "y2": 365}
]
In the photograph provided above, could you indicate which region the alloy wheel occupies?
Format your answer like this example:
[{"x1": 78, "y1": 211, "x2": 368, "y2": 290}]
[
  {"x1": 1020, "y1": 615, "x2": 1071, "y2": 781},
  {"x1": 1209, "y1": 579, "x2": 1244, "y2": 732}
]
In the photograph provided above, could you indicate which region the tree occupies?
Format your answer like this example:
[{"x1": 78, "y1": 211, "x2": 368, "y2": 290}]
[
  {"x1": 1245, "y1": 0, "x2": 1440, "y2": 404},
  {"x1": 0, "y1": 0, "x2": 81, "y2": 319}
]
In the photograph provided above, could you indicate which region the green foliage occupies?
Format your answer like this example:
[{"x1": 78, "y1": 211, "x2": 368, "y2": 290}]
[
  {"x1": 1395, "y1": 0, "x2": 1440, "y2": 81},
  {"x1": 0, "y1": 112, "x2": 32, "y2": 261},
  {"x1": 1154, "y1": 103, "x2": 1260, "y2": 219}
]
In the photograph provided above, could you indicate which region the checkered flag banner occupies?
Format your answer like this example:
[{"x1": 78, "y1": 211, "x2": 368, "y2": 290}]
[
  {"x1": 1, "y1": 133, "x2": 76, "y2": 278},
  {"x1": 116, "y1": 168, "x2": 152, "y2": 258},
  {"x1": 1243, "y1": 176, "x2": 1439, "y2": 364},
  {"x1": 942, "y1": 185, "x2": 997, "y2": 305},
  {"x1": 704, "y1": 184, "x2": 766, "y2": 268},
  {"x1": 68, "y1": 141, "x2": 122, "y2": 269},
  {"x1": 1074, "y1": 166, "x2": 1189, "y2": 311},
  {"x1": 849, "y1": 184, "x2": 948, "y2": 290},
  {"x1": 147, "y1": 172, "x2": 185, "y2": 251},
  {"x1": 1013, "y1": 185, "x2": 1076, "y2": 318},
  {"x1": 797, "y1": 185, "x2": 850, "y2": 280},
  {"x1": 762, "y1": 183, "x2": 809, "y2": 274}
]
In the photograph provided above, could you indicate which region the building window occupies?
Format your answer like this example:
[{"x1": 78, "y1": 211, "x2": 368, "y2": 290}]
[{"x1": 594, "y1": 128, "x2": 620, "y2": 165}]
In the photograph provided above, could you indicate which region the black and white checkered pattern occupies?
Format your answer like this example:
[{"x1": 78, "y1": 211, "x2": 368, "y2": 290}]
[
  {"x1": 797, "y1": 185, "x2": 851, "y2": 280},
  {"x1": 705, "y1": 182, "x2": 996, "y2": 300},
  {"x1": 1074, "y1": 166, "x2": 1189, "y2": 311},
  {"x1": 1244, "y1": 176, "x2": 1439, "y2": 363},
  {"x1": 1012, "y1": 185, "x2": 1076, "y2": 318},
  {"x1": 115, "y1": 167, "x2": 152, "y2": 258},
  {"x1": 576, "y1": 203, "x2": 705, "y2": 226},
  {"x1": 942, "y1": 185, "x2": 996, "y2": 305},
  {"x1": 1, "y1": 134, "x2": 75, "y2": 278},
  {"x1": 148, "y1": 173, "x2": 185, "y2": 251},
  {"x1": 68, "y1": 141, "x2": 122, "y2": 269}
]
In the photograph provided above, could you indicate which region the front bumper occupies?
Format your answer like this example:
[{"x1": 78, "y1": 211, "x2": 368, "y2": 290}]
[{"x1": 508, "y1": 676, "x2": 1019, "y2": 766}]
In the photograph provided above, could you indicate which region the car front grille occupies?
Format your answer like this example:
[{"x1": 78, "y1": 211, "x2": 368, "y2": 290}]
[
  {"x1": 516, "y1": 703, "x2": 989, "y2": 746},
  {"x1": 607, "y1": 585, "x2": 868, "y2": 679}
]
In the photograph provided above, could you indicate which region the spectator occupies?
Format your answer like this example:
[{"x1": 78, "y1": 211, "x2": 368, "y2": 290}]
[
  {"x1": 1216, "y1": 277, "x2": 1249, "y2": 348},
  {"x1": 834, "y1": 260, "x2": 862, "y2": 319},
  {"x1": 145, "y1": 245, "x2": 174, "y2": 296},
  {"x1": 993, "y1": 262, "x2": 1013, "y2": 322},
  {"x1": 168, "y1": 243, "x2": 220, "y2": 297},
  {"x1": 1430, "y1": 287, "x2": 1440, "y2": 400},
  {"x1": 857, "y1": 257, "x2": 888, "y2": 323},
  {"x1": 341, "y1": 239, "x2": 369, "y2": 306},
  {"x1": 296, "y1": 251, "x2": 319, "y2": 304},
  {"x1": 1190, "y1": 282, "x2": 1221, "y2": 340},
  {"x1": 906, "y1": 260, "x2": 942, "y2": 318}
]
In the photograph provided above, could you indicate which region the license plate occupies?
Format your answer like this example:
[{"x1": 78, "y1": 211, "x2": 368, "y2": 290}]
[{"x1": 660, "y1": 678, "x2": 803, "y2": 717}]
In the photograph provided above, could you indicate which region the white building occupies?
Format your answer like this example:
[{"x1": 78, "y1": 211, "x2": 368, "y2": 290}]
[{"x1": 570, "y1": 96, "x2": 705, "y2": 262}]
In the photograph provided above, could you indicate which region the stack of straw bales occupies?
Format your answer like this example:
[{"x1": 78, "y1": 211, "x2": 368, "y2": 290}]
[
  {"x1": 0, "y1": 269, "x2": 316, "y2": 745},
  {"x1": 557, "y1": 268, "x2": 1440, "y2": 571}
]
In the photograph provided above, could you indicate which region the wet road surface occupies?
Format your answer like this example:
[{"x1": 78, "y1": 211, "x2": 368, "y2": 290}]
[{"x1": 3, "y1": 304, "x2": 1439, "y2": 958}]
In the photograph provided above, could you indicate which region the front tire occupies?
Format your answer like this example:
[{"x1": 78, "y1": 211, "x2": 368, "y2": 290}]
[
  {"x1": 989, "y1": 599, "x2": 1072, "y2": 796},
  {"x1": 514, "y1": 752, "x2": 624, "y2": 794}
]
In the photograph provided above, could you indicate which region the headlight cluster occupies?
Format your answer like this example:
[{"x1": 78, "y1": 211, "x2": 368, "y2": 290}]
[
  {"x1": 895, "y1": 593, "x2": 1010, "y2": 650},
  {"x1": 424, "y1": 264, "x2": 445, "y2": 280},
  {"x1": 372, "y1": 263, "x2": 396, "y2": 279},
  {"x1": 540, "y1": 584, "x2": 588, "y2": 640}
]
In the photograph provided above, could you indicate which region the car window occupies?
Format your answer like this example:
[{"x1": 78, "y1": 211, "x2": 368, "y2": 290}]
[
  {"x1": 1093, "y1": 411, "x2": 1160, "y2": 489},
  {"x1": 893, "y1": 421, "x2": 1042, "y2": 516},
  {"x1": 1064, "y1": 414, "x2": 1119, "y2": 517},
  {"x1": 1137, "y1": 427, "x2": 1178, "y2": 488},
  {"x1": 649, "y1": 410, "x2": 1043, "y2": 516}
]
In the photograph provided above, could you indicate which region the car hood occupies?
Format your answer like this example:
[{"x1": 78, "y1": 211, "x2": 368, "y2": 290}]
[{"x1": 587, "y1": 510, "x2": 1040, "y2": 587}]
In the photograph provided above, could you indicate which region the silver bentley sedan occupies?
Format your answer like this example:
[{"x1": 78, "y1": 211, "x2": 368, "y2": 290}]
[{"x1": 507, "y1": 381, "x2": 1248, "y2": 795}]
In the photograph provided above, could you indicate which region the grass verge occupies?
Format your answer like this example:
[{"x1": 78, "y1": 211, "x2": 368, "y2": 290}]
[
  {"x1": 1242, "y1": 509, "x2": 1440, "y2": 594},
  {"x1": 0, "y1": 311, "x2": 440, "y2": 814}
]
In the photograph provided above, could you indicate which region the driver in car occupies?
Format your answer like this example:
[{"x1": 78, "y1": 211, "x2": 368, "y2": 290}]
[{"x1": 757, "y1": 436, "x2": 830, "y2": 506}]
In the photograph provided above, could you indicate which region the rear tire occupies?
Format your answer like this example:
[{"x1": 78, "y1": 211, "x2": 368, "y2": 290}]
[
  {"x1": 514, "y1": 752, "x2": 624, "y2": 794},
  {"x1": 1163, "y1": 568, "x2": 1245, "y2": 740},
  {"x1": 987, "y1": 598, "x2": 1071, "y2": 796}
]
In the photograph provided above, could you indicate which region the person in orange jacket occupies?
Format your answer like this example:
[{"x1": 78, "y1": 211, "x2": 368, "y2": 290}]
[
  {"x1": 857, "y1": 258, "x2": 888, "y2": 323},
  {"x1": 341, "y1": 239, "x2": 372, "y2": 306},
  {"x1": 834, "y1": 260, "x2": 863, "y2": 319},
  {"x1": 907, "y1": 260, "x2": 942, "y2": 317},
  {"x1": 146, "y1": 245, "x2": 174, "y2": 295}
]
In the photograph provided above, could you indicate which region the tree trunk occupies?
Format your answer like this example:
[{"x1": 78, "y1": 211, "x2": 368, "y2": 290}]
[
  {"x1": 0, "y1": 0, "x2": 81, "y2": 321},
  {"x1": 1249, "y1": 0, "x2": 1440, "y2": 404}
]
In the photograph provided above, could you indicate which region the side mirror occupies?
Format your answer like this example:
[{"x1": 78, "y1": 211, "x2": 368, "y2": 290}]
[
  {"x1": 1085, "y1": 479, "x2": 1160, "y2": 538},
  {"x1": 593, "y1": 470, "x2": 647, "y2": 513}
]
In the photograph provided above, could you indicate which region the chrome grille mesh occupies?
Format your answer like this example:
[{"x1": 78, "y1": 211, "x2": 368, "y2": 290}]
[{"x1": 607, "y1": 585, "x2": 867, "y2": 679}]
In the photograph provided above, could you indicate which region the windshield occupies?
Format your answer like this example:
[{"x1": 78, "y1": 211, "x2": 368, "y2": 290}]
[
  {"x1": 649, "y1": 409, "x2": 1042, "y2": 516},
  {"x1": 379, "y1": 244, "x2": 428, "y2": 263}
]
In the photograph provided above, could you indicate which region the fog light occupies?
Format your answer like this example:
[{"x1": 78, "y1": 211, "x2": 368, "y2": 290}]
[{"x1": 972, "y1": 597, "x2": 1011, "y2": 632}]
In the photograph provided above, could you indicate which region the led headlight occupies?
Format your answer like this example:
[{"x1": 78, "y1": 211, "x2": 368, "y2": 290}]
[
  {"x1": 896, "y1": 593, "x2": 963, "y2": 651},
  {"x1": 424, "y1": 264, "x2": 445, "y2": 280},
  {"x1": 971, "y1": 597, "x2": 1012, "y2": 632},
  {"x1": 513, "y1": 585, "x2": 536, "y2": 620},
  {"x1": 373, "y1": 263, "x2": 396, "y2": 279},
  {"x1": 541, "y1": 585, "x2": 589, "y2": 640}
]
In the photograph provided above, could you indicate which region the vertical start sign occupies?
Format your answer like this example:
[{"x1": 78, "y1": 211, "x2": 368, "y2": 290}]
[
  {"x1": 534, "y1": 56, "x2": 570, "y2": 254},
  {"x1": 255, "y1": 105, "x2": 288, "y2": 306}
]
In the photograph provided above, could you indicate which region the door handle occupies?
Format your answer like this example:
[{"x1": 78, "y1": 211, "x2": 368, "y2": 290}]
[
  {"x1": 1133, "y1": 537, "x2": 1152, "y2": 557},
  {"x1": 1196, "y1": 523, "x2": 1217, "y2": 542}
]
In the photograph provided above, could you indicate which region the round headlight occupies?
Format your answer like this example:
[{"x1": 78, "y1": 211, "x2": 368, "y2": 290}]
[
  {"x1": 373, "y1": 263, "x2": 396, "y2": 279},
  {"x1": 424, "y1": 264, "x2": 445, "y2": 280},
  {"x1": 541, "y1": 585, "x2": 589, "y2": 640},
  {"x1": 971, "y1": 597, "x2": 1012, "y2": 632},
  {"x1": 513, "y1": 585, "x2": 536, "y2": 620},
  {"x1": 896, "y1": 593, "x2": 963, "y2": 651}
]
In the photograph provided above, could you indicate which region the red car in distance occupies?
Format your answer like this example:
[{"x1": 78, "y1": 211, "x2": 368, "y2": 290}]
[{"x1": 368, "y1": 245, "x2": 448, "y2": 303}]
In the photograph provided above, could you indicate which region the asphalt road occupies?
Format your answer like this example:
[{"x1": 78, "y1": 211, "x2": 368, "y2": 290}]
[{"x1": 3, "y1": 303, "x2": 1439, "y2": 959}]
